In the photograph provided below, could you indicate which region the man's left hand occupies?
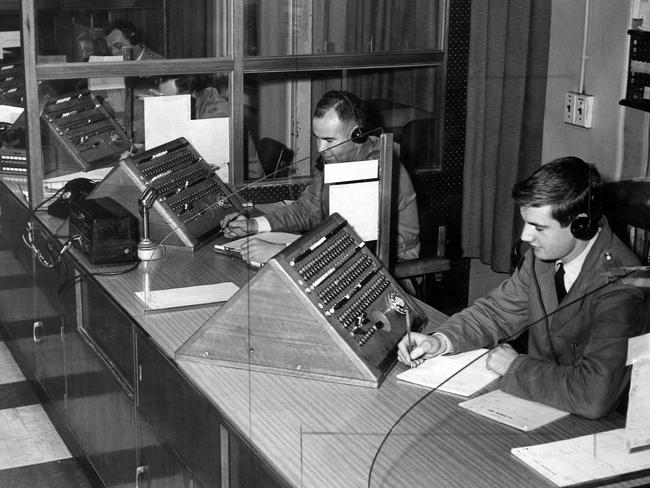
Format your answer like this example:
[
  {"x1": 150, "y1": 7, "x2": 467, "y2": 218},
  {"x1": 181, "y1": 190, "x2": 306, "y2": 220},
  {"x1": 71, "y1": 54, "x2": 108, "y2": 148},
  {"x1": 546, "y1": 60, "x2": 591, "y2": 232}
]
[{"x1": 485, "y1": 343, "x2": 519, "y2": 375}]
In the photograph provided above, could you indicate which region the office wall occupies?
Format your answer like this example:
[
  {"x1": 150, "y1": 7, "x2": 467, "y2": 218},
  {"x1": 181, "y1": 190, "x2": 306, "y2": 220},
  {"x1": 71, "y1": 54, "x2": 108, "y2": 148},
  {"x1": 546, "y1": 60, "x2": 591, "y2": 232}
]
[
  {"x1": 470, "y1": 0, "x2": 641, "y2": 303},
  {"x1": 541, "y1": 0, "x2": 643, "y2": 180}
]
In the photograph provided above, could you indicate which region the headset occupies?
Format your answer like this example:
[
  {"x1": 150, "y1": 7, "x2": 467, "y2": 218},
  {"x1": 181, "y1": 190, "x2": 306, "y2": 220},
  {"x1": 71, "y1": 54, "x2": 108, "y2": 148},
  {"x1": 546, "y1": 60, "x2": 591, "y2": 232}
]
[
  {"x1": 338, "y1": 91, "x2": 368, "y2": 144},
  {"x1": 570, "y1": 164, "x2": 601, "y2": 240}
]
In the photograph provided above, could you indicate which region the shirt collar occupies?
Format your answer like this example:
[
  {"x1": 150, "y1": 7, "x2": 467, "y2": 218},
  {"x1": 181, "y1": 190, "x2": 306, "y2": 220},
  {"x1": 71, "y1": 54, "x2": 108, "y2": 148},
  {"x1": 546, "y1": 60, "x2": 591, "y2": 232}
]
[{"x1": 555, "y1": 229, "x2": 599, "y2": 291}]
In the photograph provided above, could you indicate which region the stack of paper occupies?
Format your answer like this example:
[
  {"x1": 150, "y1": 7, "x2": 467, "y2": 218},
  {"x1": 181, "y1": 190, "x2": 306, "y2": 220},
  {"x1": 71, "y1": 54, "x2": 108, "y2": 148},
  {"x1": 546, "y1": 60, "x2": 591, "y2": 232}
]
[
  {"x1": 459, "y1": 389, "x2": 569, "y2": 431},
  {"x1": 626, "y1": 333, "x2": 650, "y2": 450},
  {"x1": 135, "y1": 283, "x2": 239, "y2": 310},
  {"x1": 512, "y1": 429, "x2": 650, "y2": 487}
]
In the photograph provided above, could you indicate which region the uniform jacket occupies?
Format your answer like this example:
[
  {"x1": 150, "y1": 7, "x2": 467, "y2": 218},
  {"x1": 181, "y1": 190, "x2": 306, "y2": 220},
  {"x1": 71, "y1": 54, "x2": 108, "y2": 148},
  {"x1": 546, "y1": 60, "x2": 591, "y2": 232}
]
[
  {"x1": 264, "y1": 135, "x2": 420, "y2": 261},
  {"x1": 136, "y1": 45, "x2": 164, "y2": 60},
  {"x1": 437, "y1": 219, "x2": 645, "y2": 418}
]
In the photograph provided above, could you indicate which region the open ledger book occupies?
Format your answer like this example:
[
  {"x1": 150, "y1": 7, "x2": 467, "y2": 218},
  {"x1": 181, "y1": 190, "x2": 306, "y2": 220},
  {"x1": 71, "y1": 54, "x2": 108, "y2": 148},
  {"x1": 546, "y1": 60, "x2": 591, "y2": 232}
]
[
  {"x1": 214, "y1": 232, "x2": 300, "y2": 268},
  {"x1": 396, "y1": 348, "x2": 500, "y2": 397}
]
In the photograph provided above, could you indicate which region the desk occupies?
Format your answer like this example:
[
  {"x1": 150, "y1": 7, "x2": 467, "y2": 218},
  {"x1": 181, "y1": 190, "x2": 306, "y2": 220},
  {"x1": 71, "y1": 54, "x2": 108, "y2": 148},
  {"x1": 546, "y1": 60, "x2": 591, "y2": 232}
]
[{"x1": 1, "y1": 176, "x2": 649, "y2": 488}]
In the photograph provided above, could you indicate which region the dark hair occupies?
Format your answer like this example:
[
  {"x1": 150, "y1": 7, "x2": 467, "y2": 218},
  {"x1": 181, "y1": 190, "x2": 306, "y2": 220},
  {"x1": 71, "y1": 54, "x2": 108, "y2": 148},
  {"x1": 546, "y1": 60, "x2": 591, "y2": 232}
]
[
  {"x1": 107, "y1": 19, "x2": 139, "y2": 45},
  {"x1": 156, "y1": 74, "x2": 228, "y2": 97},
  {"x1": 511, "y1": 156, "x2": 603, "y2": 227},
  {"x1": 313, "y1": 90, "x2": 366, "y2": 128},
  {"x1": 191, "y1": 73, "x2": 228, "y2": 95}
]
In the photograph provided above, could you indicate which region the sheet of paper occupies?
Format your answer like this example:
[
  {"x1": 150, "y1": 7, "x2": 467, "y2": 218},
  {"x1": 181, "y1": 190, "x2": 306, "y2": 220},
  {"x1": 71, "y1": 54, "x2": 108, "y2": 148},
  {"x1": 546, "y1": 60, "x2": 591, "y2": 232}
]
[
  {"x1": 87, "y1": 55, "x2": 125, "y2": 90},
  {"x1": 459, "y1": 389, "x2": 569, "y2": 431},
  {"x1": 627, "y1": 332, "x2": 650, "y2": 365},
  {"x1": 626, "y1": 358, "x2": 650, "y2": 450},
  {"x1": 144, "y1": 95, "x2": 230, "y2": 182},
  {"x1": 512, "y1": 429, "x2": 650, "y2": 487},
  {"x1": 135, "y1": 282, "x2": 239, "y2": 310},
  {"x1": 328, "y1": 181, "x2": 378, "y2": 242},
  {"x1": 396, "y1": 349, "x2": 500, "y2": 397},
  {"x1": 42, "y1": 166, "x2": 114, "y2": 193},
  {"x1": 323, "y1": 159, "x2": 378, "y2": 184},
  {"x1": 0, "y1": 31, "x2": 20, "y2": 59},
  {"x1": 0, "y1": 104, "x2": 23, "y2": 124}
]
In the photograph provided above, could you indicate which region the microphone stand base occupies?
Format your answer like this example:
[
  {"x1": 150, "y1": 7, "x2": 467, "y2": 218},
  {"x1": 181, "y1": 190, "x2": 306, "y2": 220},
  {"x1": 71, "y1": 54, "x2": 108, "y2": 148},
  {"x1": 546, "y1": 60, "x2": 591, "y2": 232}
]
[{"x1": 137, "y1": 239, "x2": 165, "y2": 261}]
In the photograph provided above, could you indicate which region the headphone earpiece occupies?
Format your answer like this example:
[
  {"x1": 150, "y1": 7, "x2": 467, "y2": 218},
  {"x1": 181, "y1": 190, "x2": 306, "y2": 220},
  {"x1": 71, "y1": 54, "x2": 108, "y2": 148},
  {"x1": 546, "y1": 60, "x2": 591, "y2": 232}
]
[
  {"x1": 340, "y1": 92, "x2": 368, "y2": 144},
  {"x1": 350, "y1": 126, "x2": 366, "y2": 144},
  {"x1": 570, "y1": 165, "x2": 599, "y2": 240},
  {"x1": 570, "y1": 215, "x2": 597, "y2": 240}
]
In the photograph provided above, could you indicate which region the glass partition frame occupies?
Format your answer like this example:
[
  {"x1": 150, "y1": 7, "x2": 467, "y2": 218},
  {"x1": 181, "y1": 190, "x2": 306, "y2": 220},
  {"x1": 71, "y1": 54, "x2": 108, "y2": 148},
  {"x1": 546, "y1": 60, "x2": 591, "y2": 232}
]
[{"x1": 19, "y1": 0, "x2": 448, "y2": 206}]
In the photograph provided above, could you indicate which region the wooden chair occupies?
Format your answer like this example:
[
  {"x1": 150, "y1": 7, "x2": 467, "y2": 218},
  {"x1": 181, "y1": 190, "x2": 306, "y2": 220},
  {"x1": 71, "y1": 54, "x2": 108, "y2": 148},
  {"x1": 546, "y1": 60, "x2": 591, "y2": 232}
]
[
  {"x1": 257, "y1": 137, "x2": 293, "y2": 178},
  {"x1": 602, "y1": 179, "x2": 650, "y2": 413},
  {"x1": 376, "y1": 132, "x2": 451, "y2": 300},
  {"x1": 603, "y1": 179, "x2": 650, "y2": 266},
  {"x1": 603, "y1": 179, "x2": 650, "y2": 333},
  {"x1": 399, "y1": 118, "x2": 438, "y2": 172}
]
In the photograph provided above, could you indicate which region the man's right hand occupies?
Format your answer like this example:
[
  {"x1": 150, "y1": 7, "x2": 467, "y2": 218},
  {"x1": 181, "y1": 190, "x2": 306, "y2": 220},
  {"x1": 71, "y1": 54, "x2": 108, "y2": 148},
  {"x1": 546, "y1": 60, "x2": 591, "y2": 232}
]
[
  {"x1": 220, "y1": 212, "x2": 258, "y2": 238},
  {"x1": 397, "y1": 332, "x2": 446, "y2": 367}
]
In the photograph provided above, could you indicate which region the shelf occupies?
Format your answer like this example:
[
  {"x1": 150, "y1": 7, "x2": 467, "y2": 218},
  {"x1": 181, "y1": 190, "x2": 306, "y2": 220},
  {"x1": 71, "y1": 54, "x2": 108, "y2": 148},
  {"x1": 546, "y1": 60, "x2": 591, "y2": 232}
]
[{"x1": 620, "y1": 98, "x2": 650, "y2": 113}]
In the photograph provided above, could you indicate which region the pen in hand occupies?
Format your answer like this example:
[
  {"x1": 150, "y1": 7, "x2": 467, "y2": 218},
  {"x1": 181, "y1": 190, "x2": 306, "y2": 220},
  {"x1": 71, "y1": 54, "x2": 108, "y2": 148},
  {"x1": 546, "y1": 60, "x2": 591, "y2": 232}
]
[
  {"x1": 222, "y1": 209, "x2": 252, "y2": 238},
  {"x1": 406, "y1": 308, "x2": 414, "y2": 369}
]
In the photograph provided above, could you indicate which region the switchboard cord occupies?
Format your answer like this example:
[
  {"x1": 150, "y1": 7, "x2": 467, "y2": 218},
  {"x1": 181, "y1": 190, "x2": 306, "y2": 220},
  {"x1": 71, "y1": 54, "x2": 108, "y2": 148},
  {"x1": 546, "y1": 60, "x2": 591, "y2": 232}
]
[{"x1": 366, "y1": 267, "x2": 637, "y2": 488}]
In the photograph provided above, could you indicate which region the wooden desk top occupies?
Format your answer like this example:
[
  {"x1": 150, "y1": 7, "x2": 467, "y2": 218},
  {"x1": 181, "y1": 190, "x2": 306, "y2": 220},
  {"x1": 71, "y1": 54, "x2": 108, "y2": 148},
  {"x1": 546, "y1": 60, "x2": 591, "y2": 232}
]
[
  {"x1": 4, "y1": 176, "x2": 648, "y2": 488},
  {"x1": 94, "y1": 244, "x2": 649, "y2": 488}
]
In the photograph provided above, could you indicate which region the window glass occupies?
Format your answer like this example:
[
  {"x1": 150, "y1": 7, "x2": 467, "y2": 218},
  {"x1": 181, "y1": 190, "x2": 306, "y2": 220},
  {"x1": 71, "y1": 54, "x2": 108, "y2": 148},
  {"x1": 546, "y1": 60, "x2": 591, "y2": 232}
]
[
  {"x1": 243, "y1": 65, "x2": 442, "y2": 182},
  {"x1": 38, "y1": 73, "x2": 231, "y2": 181},
  {"x1": 244, "y1": 0, "x2": 443, "y2": 56},
  {"x1": 35, "y1": 0, "x2": 230, "y2": 62},
  {"x1": 1, "y1": 5, "x2": 27, "y2": 181}
]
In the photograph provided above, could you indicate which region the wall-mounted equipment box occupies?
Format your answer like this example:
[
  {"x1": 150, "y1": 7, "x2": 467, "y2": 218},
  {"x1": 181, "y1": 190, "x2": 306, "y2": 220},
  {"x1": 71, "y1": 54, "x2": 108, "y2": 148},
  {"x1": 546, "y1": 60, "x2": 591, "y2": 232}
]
[{"x1": 620, "y1": 29, "x2": 650, "y2": 113}]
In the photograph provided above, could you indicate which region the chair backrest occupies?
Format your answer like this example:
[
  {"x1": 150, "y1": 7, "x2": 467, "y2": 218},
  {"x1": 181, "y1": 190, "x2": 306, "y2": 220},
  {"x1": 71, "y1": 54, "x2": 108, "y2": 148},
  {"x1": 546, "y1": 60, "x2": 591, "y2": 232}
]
[
  {"x1": 400, "y1": 118, "x2": 437, "y2": 173},
  {"x1": 257, "y1": 137, "x2": 293, "y2": 178},
  {"x1": 603, "y1": 179, "x2": 650, "y2": 334},
  {"x1": 376, "y1": 133, "x2": 397, "y2": 270},
  {"x1": 603, "y1": 179, "x2": 650, "y2": 265}
]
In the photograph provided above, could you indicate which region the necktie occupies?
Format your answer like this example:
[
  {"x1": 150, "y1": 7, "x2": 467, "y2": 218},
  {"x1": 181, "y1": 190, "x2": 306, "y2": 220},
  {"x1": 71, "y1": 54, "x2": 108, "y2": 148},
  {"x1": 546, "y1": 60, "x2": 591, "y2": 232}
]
[{"x1": 555, "y1": 262, "x2": 567, "y2": 302}]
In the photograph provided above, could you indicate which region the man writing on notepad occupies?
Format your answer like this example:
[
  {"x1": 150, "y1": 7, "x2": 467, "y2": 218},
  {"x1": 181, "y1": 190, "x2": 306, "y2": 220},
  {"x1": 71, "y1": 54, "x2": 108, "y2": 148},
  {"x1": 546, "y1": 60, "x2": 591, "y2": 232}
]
[
  {"x1": 398, "y1": 157, "x2": 645, "y2": 419},
  {"x1": 219, "y1": 90, "x2": 420, "y2": 267}
]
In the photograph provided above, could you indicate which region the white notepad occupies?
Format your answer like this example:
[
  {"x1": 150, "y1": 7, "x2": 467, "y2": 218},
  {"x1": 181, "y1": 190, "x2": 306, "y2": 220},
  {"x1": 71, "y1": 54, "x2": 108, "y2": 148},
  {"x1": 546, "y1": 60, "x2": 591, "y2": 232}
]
[
  {"x1": 214, "y1": 232, "x2": 300, "y2": 267},
  {"x1": 511, "y1": 429, "x2": 650, "y2": 487},
  {"x1": 459, "y1": 389, "x2": 569, "y2": 431},
  {"x1": 396, "y1": 349, "x2": 500, "y2": 397},
  {"x1": 135, "y1": 283, "x2": 239, "y2": 310}
]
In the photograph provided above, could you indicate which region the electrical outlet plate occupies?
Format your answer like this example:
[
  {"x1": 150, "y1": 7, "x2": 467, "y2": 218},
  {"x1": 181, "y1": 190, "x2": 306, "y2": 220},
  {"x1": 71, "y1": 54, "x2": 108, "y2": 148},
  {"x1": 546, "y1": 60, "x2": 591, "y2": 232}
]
[
  {"x1": 574, "y1": 94, "x2": 594, "y2": 128},
  {"x1": 564, "y1": 92, "x2": 575, "y2": 124},
  {"x1": 563, "y1": 91, "x2": 594, "y2": 128}
]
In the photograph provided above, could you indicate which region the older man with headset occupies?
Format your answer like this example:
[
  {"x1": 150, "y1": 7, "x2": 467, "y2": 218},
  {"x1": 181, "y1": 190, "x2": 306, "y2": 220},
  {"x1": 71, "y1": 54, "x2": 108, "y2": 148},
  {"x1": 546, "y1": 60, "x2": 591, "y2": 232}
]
[
  {"x1": 220, "y1": 90, "x2": 420, "y2": 267},
  {"x1": 398, "y1": 157, "x2": 645, "y2": 419}
]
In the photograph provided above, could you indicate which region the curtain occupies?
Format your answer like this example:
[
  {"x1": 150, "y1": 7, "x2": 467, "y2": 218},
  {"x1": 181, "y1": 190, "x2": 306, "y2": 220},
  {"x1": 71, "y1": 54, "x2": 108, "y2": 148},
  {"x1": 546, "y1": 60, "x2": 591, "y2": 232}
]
[
  {"x1": 462, "y1": 1, "x2": 551, "y2": 272},
  {"x1": 343, "y1": 0, "x2": 439, "y2": 111}
]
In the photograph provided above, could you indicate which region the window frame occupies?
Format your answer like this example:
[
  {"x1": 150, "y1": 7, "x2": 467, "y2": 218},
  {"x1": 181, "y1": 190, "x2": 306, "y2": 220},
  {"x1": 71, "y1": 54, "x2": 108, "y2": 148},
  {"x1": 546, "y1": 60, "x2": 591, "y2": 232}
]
[{"x1": 20, "y1": 0, "x2": 448, "y2": 205}]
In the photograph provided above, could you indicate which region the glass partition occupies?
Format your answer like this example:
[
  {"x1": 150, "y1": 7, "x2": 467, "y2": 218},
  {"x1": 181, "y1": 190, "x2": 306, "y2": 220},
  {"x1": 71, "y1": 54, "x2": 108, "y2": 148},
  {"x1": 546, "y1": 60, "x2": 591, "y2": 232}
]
[
  {"x1": 36, "y1": 0, "x2": 231, "y2": 61},
  {"x1": 243, "y1": 65, "x2": 442, "y2": 183},
  {"x1": 244, "y1": 0, "x2": 444, "y2": 56},
  {"x1": 1, "y1": 2, "x2": 27, "y2": 198},
  {"x1": 37, "y1": 72, "x2": 231, "y2": 186}
]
